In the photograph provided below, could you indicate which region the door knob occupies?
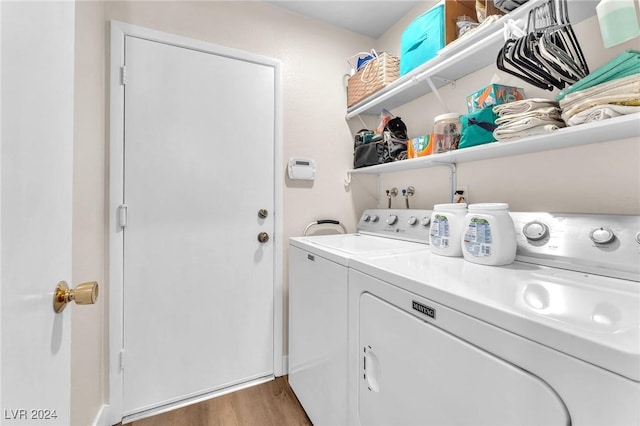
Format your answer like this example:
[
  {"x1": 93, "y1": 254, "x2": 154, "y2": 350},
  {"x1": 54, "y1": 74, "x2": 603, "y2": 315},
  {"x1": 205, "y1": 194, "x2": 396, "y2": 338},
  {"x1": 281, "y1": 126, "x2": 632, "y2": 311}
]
[
  {"x1": 258, "y1": 209, "x2": 268, "y2": 219},
  {"x1": 257, "y1": 232, "x2": 269, "y2": 243},
  {"x1": 53, "y1": 281, "x2": 99, "y2": 313}
]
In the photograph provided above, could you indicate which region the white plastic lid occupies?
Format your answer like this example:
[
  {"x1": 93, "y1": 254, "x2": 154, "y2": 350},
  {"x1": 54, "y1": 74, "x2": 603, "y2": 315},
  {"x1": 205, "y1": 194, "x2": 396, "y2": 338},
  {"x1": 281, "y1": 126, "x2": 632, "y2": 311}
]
[
  {"x1": 434, "y1": 113, "x2": 460, "y2": 123},
  {"x1": 434, "y1": 203, "x2": 467, "y2": 210},
  {"x1": 468, "y1": 202, "x2": 510, "y2": 211}
]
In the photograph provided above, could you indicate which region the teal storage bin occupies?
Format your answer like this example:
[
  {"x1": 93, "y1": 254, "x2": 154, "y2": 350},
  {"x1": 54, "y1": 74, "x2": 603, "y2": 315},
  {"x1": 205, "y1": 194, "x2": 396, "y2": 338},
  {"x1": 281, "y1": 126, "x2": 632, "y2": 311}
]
[
  {"x1": 400, "y1": 4, "x2": 445, "y2": 76},
  {"x1": 459, "y1": 109, "x2": 499, "y2": 149}
]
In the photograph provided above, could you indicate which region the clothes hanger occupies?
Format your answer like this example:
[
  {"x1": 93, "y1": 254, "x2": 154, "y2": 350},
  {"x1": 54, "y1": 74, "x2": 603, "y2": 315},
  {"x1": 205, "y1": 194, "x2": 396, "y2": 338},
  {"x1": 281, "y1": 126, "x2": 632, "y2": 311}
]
[
  {"x1": 513, "y1": 5, "x2": 564, "y2": 89},
  {"x1": 496, "y1": 0, "x2": 590, "y2": 91},
  {"x1": 557, "y1": 0, "x2": 589, "y2": 74},
  {"x1": 497, "y1": 38, "x2": 555, "y2": 90},
  {"x1": 541, "y1": 0, "x2": 589, "y2": 79}
]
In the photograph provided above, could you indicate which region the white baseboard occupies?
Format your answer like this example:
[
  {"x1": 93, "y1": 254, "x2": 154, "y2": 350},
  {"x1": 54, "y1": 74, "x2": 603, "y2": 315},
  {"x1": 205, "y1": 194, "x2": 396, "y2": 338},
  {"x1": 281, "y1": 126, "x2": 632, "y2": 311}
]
[
  {"x1": 122, "y1": 375, "x2": 273, "y2": 424},
  {"x1": 93, "y1": 404, "x2": 109, "y2": 426}
]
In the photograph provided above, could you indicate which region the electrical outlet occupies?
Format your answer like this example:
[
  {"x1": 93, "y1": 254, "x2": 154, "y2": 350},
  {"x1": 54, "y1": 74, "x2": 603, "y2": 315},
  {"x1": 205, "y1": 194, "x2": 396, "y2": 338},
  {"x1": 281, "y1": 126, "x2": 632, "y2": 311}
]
[{"x1": 455, "y1": 185, "x2": 468, "y2": 203}]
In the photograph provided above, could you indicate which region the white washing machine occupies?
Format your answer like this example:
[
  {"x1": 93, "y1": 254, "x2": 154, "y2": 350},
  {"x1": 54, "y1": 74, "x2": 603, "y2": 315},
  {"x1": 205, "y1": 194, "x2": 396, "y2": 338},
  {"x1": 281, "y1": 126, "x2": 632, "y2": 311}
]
[
  {"x1": 288, "y1": 209, "x2": 433, "y2": 426},
  {"x1": 348, "y1": 213, "x2": 640, "y2": 425}
]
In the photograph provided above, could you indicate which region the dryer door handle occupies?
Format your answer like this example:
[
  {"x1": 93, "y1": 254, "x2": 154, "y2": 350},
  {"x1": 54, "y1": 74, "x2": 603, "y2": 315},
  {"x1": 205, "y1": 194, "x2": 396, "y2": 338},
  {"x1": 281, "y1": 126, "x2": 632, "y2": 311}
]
[{"x1": 364, "y1": 346, "x2": 381, "y2": 393}]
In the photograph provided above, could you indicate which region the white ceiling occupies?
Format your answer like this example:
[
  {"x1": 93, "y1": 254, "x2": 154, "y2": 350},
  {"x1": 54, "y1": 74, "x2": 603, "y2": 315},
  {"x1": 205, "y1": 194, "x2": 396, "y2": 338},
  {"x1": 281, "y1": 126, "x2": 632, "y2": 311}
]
[{"x1": 264, "y1": 1, "x2": 423, "y2": 38}]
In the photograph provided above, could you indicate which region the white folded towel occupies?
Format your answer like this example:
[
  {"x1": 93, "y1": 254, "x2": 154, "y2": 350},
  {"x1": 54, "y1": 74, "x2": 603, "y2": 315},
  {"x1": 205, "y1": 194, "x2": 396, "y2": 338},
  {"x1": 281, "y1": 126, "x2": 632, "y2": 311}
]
[
  {"x1": 493, "y1": 98, "x2": 559, "y2": 116},
  {"x1": 495, "y1": 106, "x2": 562, "y2": 124},
  {"x1": 566, "y1": 104, "x2": 640, "y2": 126},
  {"x1": 494, "y1": 124, "x2": 563, "y2": 141},
  {"x1": 560, "y1": 74, "x2": 640, "y2": 119},
  {"x1": 493, "y1": 116, "x2": 565, "y2": 141}
]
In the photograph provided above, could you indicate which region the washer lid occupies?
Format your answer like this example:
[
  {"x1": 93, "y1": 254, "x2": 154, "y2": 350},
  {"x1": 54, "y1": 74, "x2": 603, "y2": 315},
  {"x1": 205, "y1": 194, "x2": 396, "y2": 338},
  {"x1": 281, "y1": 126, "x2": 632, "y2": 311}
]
[
  {"x1": 289, "y1": 234, "x2": 428, "y2": 266},
  {"x1": 350, "y1": 251, "x2": 640, "y2": 382}
]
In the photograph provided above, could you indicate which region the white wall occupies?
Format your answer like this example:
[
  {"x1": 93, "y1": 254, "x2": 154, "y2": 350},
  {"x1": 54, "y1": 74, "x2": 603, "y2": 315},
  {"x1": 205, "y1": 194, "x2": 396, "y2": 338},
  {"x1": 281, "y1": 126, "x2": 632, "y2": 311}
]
[
  {"x1": 71, "y1": 2, "x2": 375, "y2": 425},
  {"x1": 371, "y1": 3, "x2": 640, "y2": 213},
  {"x1": 72, "y1": 2, "x2": 107, "y2": 425}
]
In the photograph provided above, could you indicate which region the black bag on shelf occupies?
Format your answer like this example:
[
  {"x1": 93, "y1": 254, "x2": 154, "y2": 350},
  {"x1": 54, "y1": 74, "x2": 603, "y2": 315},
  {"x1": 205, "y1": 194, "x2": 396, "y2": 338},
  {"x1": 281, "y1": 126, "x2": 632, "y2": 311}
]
[
  {"x1": 353, "y1": 130, "x2": 384, "y2": 168},
  {"x1": 353, "y1": 117, "x2": 408, "y2": 168},
  {"x1": 382, "y1": 117, "x2": 408, "y2": 162}
]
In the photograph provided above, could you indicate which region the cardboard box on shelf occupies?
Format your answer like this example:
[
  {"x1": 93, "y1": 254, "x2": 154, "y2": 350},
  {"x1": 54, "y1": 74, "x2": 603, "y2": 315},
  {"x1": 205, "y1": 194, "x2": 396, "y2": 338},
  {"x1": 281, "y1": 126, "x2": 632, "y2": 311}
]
[{"x1": 444, "y1": 0, "x2": 505, "y2": 45}]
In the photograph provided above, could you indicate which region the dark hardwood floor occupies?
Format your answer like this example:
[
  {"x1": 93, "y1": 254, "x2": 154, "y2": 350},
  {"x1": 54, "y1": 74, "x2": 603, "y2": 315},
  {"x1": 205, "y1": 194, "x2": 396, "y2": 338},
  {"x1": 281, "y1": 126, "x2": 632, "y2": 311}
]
[{"x1": 128, "y1": 376, "x2": 312, "y2": 426}]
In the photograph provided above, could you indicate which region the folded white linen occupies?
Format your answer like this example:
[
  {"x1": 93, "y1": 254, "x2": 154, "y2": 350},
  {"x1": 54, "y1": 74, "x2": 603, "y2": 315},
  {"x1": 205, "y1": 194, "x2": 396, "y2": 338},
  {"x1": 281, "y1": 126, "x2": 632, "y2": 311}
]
[
  {"x1": 493, "y1": 116, "x2": 565, "y2": 141},
  {"x1": 560, "y1": 74, "x2": 640, "y2": 106},
  {"x1": 561, "y1": 94, "x2": 640, "y2": 121},
  {"x1": 495, "y1": 106, "x2": 562, "y2": 124},
  {"x1": 559, "y1": 74, "x2": 640, "y2": 118},
  {"x1": 494, "y1": 124, "x2": 563, "y2": 141},
  {"x1": 493, "y1": 98, "x2": 559, "y2": 116},
  {"x1": 566, "y1": 104, "x2": 640, "y2": 126}
]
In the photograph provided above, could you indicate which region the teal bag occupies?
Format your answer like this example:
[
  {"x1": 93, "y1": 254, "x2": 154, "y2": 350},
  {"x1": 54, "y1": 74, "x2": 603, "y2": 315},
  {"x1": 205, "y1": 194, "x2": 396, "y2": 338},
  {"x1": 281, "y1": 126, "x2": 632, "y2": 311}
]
[{"x1": 459, "y1": 109, "x2": 499, "y2": 149}]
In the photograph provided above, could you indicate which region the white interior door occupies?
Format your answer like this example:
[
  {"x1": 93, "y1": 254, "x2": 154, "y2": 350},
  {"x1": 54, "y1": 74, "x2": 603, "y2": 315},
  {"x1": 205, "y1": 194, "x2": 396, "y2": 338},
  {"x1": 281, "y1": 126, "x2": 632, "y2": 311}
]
[
  {"x1": 121, "y1": 35, "x2": 276, "y2": 416},
  {"x1": 1, "y1": 1, "x2": 75, "y2": 424}
]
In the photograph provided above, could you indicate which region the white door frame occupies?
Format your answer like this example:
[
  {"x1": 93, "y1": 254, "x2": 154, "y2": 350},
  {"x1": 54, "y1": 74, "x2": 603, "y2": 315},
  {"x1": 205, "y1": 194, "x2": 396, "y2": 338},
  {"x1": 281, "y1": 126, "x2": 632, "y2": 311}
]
[{"x1": 108, "y1": 20, "x2": 284, "y2": 425}]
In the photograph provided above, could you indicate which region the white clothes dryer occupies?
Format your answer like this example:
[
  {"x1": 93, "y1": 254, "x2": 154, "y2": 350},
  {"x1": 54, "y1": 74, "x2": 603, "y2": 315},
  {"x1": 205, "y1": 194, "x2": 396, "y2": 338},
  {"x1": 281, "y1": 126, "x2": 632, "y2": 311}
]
[
  {"x1": 348, "y1": 213, "x2": 640, "y2": 425},
  {"x1": 288, "y1": 209, "x2": 433, "y2": 426}
]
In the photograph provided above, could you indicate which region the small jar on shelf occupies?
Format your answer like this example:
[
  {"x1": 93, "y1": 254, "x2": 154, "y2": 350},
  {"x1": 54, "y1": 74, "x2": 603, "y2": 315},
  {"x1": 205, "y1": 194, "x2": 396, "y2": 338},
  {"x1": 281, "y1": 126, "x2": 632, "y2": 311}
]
[{"x1": 433, "y1": 113, "x2": 461, "y2": 154}]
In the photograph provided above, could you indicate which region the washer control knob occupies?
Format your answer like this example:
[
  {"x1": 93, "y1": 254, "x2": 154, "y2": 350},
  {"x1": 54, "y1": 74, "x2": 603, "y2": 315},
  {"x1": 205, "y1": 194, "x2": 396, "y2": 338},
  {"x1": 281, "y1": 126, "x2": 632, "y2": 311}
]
[
  {"x1": 408, "y1": 216, "x2": 418, "y2": 226},
  {"x1": 386, "y1": 215, "x2": 398, "y2": 225},
  {"x1": 590, "y1": 227, "x2": 616, "y2": 245},
  {"x1": 523, "y1": 221, "x2": 549, "y2": 241},
  {"x1": 636, "y1": 232, "x2": 640, "y2": 245},
  {"x1": 362, "y1": 214, "x2": 371, "y2": 222},
  {"x1": 371, "y1": 215, "x2": 379, "y2": 223},
  {"x1": 420, "y1": 217, "x2": 431, "y2": 227}
]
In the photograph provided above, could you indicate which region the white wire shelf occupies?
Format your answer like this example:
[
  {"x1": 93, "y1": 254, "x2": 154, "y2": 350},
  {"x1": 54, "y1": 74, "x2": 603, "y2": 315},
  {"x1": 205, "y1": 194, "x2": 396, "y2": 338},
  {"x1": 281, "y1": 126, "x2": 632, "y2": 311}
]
[
  {"x1": 345, "y1": 0, "x2": 598, "y2": 119},
  {"x1": 348, "y1": 113, "x2": 640, "y2": 175}
]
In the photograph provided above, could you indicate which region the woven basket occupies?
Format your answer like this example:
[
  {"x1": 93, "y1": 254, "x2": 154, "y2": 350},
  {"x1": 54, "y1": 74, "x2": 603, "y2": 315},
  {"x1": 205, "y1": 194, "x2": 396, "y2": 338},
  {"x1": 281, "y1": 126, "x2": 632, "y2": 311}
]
[{"x1": 347, "y1": 52, "x2": 400, "y2": 108}]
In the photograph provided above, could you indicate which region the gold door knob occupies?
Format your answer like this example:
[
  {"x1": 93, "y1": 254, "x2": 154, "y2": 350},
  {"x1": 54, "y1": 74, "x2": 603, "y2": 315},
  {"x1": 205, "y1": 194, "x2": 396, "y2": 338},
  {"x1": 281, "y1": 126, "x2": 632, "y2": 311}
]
[
  {"x1": 53, "y1": 281, "x2": 99, "y2": 313},
  {"x1": 257, "y1": 232, "x2": 269, "y2": 243}
]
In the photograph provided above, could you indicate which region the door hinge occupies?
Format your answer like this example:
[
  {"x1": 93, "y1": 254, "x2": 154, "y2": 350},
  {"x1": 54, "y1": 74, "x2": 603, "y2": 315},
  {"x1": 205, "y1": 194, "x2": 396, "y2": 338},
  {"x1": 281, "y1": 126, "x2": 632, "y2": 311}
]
[
  {"x1": 118, "y1": 204, "x2": 128, "y2": 228},
  {"x1": 120, "y1": 65, "x2": 127, "y2": 85},
  {"x1": 119, "y1": 350, "x2": 125, "y2": 371}
]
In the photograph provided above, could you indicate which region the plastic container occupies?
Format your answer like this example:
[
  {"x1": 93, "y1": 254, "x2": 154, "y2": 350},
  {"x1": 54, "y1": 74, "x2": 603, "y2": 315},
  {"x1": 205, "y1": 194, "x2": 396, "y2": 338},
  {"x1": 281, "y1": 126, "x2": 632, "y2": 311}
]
[
  {"x1": 430, "y1": 203, "x2": 467, "y2": 257},
  {"x1": 433, "y1": 113, "x2": 461, "y2": 154},
  {"x1": 462, "y1": 203, "x2": 516, "y2": 266},
  {"x1": 596, "y1": 0, "x2": 640, "y2": 48}
]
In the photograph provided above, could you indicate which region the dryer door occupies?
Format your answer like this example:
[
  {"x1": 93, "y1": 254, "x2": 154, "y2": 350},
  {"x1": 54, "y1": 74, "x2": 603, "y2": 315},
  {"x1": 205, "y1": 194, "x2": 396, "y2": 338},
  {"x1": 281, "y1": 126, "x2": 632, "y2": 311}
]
[{"x1": 359, "y1": 293, "x2": 570, "y2": 425}]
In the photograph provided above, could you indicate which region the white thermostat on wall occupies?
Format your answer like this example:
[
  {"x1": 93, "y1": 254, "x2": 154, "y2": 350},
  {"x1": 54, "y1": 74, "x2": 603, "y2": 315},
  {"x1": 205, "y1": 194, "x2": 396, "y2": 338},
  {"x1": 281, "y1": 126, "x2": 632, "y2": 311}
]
[{"x1": 288, "y1": 158, "x2": 316, "y2": 180}]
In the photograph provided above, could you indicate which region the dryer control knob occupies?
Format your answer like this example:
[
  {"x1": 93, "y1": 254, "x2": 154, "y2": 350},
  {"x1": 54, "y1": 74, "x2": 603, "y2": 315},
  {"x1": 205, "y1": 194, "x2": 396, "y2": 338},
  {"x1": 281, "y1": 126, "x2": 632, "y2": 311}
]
[
  {"x1": 408, "y1": 216, "x2": 418, "y2": 226},
  {"x1": 386, "y1": 215, "x2": 398, "y2": 225},
  {"x1": 420, "y1": 217, "x2": 431, "y2": 227},
  {"x1": 362, "y1": 214, "x2": 371, "y2": 222},
  {"x1": 371, "y1": 215, "x2": 379, "y2": 223},
  {"x1": 590, "y1": 227, "x2": 616, "y2": 245},
  {"x1": 523, "y1": 221, "x2": 549, "y2": 241},
  {"x1": 636, "y1": 232, "x2": 640, "y2": 245}
]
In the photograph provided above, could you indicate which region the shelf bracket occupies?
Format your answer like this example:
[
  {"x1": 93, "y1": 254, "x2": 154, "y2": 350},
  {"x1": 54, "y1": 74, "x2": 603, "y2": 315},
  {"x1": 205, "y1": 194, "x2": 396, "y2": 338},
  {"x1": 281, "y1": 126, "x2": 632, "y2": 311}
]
[
  {"x1": 431, "y1": 161, "x2": 457, "y2": 202},
  {"x1": 344, "y1": 171, "x2": 352, "y2": 191},
  {"x1": 424, "y1": 75, "x2": 450, "y2": 113}
]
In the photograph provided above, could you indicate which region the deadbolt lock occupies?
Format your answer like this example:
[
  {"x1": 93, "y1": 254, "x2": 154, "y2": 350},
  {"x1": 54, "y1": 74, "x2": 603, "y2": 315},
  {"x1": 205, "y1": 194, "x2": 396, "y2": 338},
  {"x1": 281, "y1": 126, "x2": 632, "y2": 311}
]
[
  {"x1": 53, "y1": 281, "x2": 99, "y2": 313},
  {"x1": 257, "y1": 232, "x2": 270, "y2": 243},
  {"x1": 258, "y1": 209, "x2": 269, "y2": 219}
]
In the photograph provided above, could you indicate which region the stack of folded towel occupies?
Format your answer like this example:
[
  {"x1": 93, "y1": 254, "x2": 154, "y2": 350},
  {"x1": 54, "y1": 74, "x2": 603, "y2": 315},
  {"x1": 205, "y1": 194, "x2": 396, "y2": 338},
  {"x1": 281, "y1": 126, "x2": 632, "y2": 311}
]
[
  {"x1": 559, "y1": 73, "x2": 640, "y2": 126},
  {"x1": 492, "y1": 98, "x2": 565, "y2": 141},
  {"x1": 557, "y1": 49, "x2": 640, "y2": 126}
]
